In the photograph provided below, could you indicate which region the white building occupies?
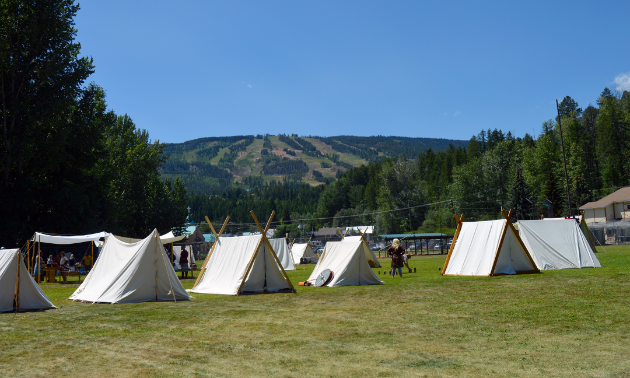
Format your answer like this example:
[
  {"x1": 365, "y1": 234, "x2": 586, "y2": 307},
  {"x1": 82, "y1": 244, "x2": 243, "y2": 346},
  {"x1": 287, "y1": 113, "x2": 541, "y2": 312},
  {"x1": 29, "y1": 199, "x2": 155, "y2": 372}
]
[{"x1": 580, "y1": 187, "x2": 630, "y2": 224}]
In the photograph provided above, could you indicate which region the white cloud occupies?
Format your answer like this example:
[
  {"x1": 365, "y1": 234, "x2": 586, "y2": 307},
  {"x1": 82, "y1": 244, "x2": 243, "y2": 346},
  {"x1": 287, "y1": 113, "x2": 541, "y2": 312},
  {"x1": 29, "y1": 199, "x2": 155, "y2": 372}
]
[
  {"x1": 443, "y1": 112, "x2": 448, "y2": 116},
  {"x1": 248, "y1": 84, "x2": 252, "y2": 88},
  {"x1": 614, "y1": 73, "x2": 630, "y2": 92},
  {"x1": 453, "y1": 111, "x2": 461, "y2": 117}
]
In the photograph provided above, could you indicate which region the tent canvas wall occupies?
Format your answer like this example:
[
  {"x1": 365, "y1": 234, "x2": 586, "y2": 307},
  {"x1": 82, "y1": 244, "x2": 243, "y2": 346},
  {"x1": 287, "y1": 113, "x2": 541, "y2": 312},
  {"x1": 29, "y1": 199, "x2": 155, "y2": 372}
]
[
  {"x1": 190, "y1": 235, "x2": 293, "y2": 295},
  {"x1": 518, "y1": 219, "x2": 601, "y2": 270},
  {"x1": 541, "y1": 214, "x2": 597, "y2": 251},
  {"x1": 342, "y1": 234, "x2": 381, "y2": 268},
  {"x1": 69, "y1": 230, "x2": 191, "y2": 304},
  {"x1": 290, "y1": 243, "x2": 318, "y2": 264},
  {"x1": 268, "y1": 238, "x2": 295, "y2": 271},
  {"x1": 442, "y1": 214, "x2": 538, "y2": 276},
  {"x1": 307, "y1": 241, "x2": 383, "y2": 287},
  {"x1": 173, "y1": 245, "x2": 196, "y2": 270},
  {"x1": 0, "y1": 249, "x2": 55, "y2": 313}
]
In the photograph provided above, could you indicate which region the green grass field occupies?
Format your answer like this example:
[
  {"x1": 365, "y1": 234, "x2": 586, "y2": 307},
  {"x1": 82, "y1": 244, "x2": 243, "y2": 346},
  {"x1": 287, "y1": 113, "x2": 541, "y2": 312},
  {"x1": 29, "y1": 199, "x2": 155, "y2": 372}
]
[{"x1": 2, "y1": 246, "x2": 630, "y2": 377}]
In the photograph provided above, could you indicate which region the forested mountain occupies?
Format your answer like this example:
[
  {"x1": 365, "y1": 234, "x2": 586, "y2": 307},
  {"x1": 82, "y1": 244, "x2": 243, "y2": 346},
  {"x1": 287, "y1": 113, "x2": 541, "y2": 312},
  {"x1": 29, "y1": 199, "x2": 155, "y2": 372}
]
[
  {"x1": 190, "y1": 91, "x2": 630, "y2": 238},
  {"x1": 162, "y1": 134, "x2": 466, "y2": 194}
]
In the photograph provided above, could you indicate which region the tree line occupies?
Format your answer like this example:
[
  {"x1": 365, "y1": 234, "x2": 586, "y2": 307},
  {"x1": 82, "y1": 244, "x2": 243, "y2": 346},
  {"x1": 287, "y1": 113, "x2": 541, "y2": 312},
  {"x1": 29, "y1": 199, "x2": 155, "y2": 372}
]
[{"x1": 0, "y1": 1, "x2": 187, "y2": 246}]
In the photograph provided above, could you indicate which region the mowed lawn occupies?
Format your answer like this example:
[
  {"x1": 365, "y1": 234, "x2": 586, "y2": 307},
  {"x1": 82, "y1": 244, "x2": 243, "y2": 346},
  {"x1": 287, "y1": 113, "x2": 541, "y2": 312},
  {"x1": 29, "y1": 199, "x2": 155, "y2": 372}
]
[{"x1": 2, "y1": 246, "x2": 630, "y2": 377}]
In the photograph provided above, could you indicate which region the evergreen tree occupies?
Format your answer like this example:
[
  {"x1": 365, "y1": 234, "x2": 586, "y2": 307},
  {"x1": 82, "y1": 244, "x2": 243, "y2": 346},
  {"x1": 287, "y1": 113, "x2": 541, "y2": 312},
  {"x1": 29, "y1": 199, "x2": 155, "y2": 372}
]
[{"x1": 507, "y1": 168, "x2": 531, "y2": 220}]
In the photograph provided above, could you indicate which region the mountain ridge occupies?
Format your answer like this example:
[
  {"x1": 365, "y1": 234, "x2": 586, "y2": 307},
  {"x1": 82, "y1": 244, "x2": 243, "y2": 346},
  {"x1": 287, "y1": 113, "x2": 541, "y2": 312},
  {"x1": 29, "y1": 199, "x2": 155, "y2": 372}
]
[{"x1": 161, "y1": 135, "x2": 467, "y2": 193}]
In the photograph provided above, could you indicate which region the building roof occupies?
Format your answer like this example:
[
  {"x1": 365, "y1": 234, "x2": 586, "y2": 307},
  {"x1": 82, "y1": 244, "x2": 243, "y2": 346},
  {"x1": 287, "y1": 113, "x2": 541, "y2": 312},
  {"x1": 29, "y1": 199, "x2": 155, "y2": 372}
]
[
  {"x1": 580, "y1": 187, "x2": 630, "y2": 210},
  {"x1": 316, "y1": 227, "x2": 342, "y2": 237},
  {"x1": 378, "y1": 233, "x2": 449, "y2": 239},
  {"x1": 344, "y1": 226, "x2": 374, "y2": 234}
]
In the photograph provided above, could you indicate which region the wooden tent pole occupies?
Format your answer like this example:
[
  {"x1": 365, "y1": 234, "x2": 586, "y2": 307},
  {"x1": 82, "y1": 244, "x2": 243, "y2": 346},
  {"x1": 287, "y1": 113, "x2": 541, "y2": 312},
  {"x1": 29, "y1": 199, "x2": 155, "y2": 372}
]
[
  {"x1": 580, "y1": 210, "x2": 597, "y2": 250},
  {"x1": 26, "y1": 239, "x2": 30, "y2": 273},
  {"x1": 14, "y1": 250, "x2": 21, "y2": 312},
  {"x1": 489, "y1": 213, "x2": 510, "y2": 276},
  {"x1": 154, "y1": 232, "x2": 159, "y2": 301},
  {"x1": 193, "y1": 216, "x2": 229, "y2": 288},
  {"x1": 236, "y1": 211, "x2": 276, "y2": 295},
  {"x1": 250, "y1": 211, "x2": 295, "y2": 293},
  {"x1": 37, "y1": 235, "x2": 41, "y2": 283},
  {"x1": 442, "y1": 214, "x2": 464, "y2": 275},
  {"x1": 502, "y1": 210, "x2": 539, "y2": 272}
]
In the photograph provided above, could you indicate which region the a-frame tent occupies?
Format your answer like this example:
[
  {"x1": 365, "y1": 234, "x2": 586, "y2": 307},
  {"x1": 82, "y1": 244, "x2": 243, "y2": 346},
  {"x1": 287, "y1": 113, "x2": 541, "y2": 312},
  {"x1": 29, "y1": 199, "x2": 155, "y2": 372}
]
[
  {"x1": 190, "y1": 212, "x2": 295, "y2": 296},
  {"x1": 0, "y1": 249, "x2": 55, "y2": 313},
  {"x1": 269, "y1": 238, "x2": 296, "y2": 271},
  {"x1": 518, "y1": 218, "x2": 601, "y2": 270},
  {"x1": 290, "y1": 239, "x2": 318, "y2": 264},
  {"x1": 69, "y1": 229, "x2": 191, "y2": 304},
  {"x1": 306, "y1": 238, "x2": 384, "y2": 287},
  {"x1": 442, "y1": 211, "x2": 539, "y2": 276}
]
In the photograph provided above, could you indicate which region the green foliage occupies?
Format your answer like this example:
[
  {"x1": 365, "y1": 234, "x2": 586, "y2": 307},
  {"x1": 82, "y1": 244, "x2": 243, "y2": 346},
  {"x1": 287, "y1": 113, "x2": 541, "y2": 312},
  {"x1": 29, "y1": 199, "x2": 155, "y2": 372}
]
[
  {"x1": 0, "y1": 2, "x2": 187, "y2": 245},
  {"x1": 273, "y1": 223, "x2": 301, "y2": 239},
  {"x1": 506, "y1": 168, "x2": 531, "y2": 220}
]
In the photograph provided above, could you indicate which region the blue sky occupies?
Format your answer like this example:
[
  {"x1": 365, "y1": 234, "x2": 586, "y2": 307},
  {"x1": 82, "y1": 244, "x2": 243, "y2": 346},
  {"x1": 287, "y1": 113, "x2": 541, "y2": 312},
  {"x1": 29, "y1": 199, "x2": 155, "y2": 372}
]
[{"x1": 75, "y1": 1, "x2": 630, "y2": 144}]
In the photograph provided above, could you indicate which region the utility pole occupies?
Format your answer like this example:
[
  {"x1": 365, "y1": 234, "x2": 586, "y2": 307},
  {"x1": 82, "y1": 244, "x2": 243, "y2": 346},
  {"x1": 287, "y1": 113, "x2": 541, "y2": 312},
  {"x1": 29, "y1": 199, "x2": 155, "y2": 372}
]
[{"x1": 556, "y1": 99, "x2": 573, "y2": 217}]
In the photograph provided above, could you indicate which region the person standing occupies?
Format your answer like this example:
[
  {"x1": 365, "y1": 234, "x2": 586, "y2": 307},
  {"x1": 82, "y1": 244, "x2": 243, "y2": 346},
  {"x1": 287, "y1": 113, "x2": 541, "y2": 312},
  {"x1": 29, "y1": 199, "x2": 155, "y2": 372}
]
[
  {"x1": 82, "y1": 253, "x2": 92, "y2": 271},
  {"x1": 179, "y1": 247, "x2": 189, "y2": 279},
  {"x1": 387, "y1": 239, "x2": 406, "y2": 278}
]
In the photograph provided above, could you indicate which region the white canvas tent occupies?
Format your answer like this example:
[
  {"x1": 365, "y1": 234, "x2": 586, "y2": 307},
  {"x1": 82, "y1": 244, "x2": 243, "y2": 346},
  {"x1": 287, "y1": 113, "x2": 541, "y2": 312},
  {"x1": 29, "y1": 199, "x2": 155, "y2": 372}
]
[
  {"x1": 268, "y1": 238, "x2": 295, "y2": 271},
  {"x1": 173, "y1": 245, "x2": 196, "y2": 270},
  {"x1": 290, "y1": 243, "x2": 318, "y2": 264},
  {"x1": 190, "y1": 212, "x2": 294, "y2": 296},
  {"x1": 518, "y1": 219, "x2": 601, "y2": 270},
  {"x1": 307, "y1": 240, "x2": 384, "y2": 287},
  {"x1": 69, "y1": 229, "x2": 191, "y2": 304},
  {"x1": 0, "y1": 249, "x2": 55, "y2": 312},
  {"x1": 442, "y1": 212, "x2": 539, "y2": 276}
]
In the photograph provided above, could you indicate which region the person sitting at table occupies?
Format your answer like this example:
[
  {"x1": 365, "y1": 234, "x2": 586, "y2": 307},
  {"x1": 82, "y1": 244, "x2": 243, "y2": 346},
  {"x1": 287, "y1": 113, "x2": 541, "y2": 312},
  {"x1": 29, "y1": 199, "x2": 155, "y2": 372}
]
[
  {"x1": 53, "y1": 253, "x2": 60, "y2": 266},
  {"x1": 47, "y1": 255, "x2": 54, "y2": 266},
  {"x1": 179, "y1": 247, "x2": 189, "y2": 279}
]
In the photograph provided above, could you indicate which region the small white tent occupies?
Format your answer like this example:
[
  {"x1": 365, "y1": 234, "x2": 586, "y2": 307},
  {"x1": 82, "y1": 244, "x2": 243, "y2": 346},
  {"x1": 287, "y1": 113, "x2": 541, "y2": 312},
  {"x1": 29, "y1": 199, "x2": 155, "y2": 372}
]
[
  {"x1": 306, "y1": 240, "x2": 384, "y2": 287},
  {"x1": 69, "y1": 229, "x2": 191, "y2": 304},
  {"x1": 518, "y1": 219, "x2": 601, "y2": 270},
  {"x1": 190, "y1": 235, "x2": 294, "y2": 295},
  {"x1": 290, "y1": 243, "x2": 318, "y2": 264},
  {"x1": 269, "y1": 238, "x2": 295, "y2": 271},
  {"x1": 0, "y1": 249, "x2": 55, "y2": 313},
  {"x1": 442, "y1": 212, "x2": 539, "y2": 276}
]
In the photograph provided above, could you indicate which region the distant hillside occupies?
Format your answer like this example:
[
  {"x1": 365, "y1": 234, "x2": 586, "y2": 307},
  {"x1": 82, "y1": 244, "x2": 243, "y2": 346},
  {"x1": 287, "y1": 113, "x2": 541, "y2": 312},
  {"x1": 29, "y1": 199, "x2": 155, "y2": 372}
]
[{"x1": 161, "y1": 135, "x2": 467, "y2": 194}]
